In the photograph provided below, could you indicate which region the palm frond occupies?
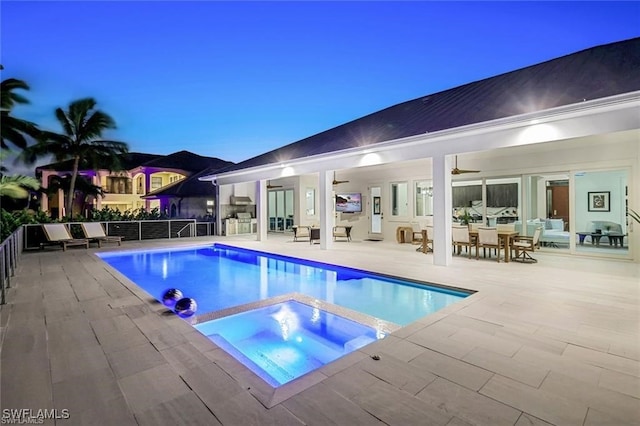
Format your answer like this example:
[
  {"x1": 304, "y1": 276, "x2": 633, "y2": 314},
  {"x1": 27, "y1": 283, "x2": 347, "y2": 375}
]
[
  {"x1": 0, "y1": 175, "x2": 40, "y2": 199},
  {"x1": 1, "y1": 125, "x2": 29, "y2": 149},
  {"x1": 0, "y1": 78, "x2": 31, "y2": 110},
  {"x1": 628, "y1": 208, "x2": 640, "y2": 224},
  {"x1": 54, "y1": 107, "x2": 74, "y2": 137},
  {"x1": 80, "y1": 110, "x2": 117, "y2": 141}
]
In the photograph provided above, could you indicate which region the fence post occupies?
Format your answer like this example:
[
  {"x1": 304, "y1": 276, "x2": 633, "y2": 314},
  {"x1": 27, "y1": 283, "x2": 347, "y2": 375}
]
[{"x1": 168, "y1": 221, "x2": 171, "y2": 239}]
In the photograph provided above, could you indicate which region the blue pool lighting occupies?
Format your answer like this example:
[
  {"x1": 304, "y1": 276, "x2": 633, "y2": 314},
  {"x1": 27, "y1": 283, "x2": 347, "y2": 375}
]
[{"x1": 99, "y1": 243, "x2": 469, "y2": 326}]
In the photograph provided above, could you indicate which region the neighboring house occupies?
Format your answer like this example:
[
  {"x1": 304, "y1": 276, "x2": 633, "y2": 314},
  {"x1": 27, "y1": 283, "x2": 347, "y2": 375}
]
[
  {"x1": 142, "y1": 167, "x2": 221, "y2": 219},
  {"x1": 201, "y1": 37, "x2": 640, "y2": 265},
  {"x1": 36, "y1": 150, "x2": 233, "y2": 218}
]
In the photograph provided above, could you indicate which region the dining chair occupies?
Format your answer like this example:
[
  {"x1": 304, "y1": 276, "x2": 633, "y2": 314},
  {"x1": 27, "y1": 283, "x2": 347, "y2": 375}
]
[
  {"x1": 452, "y1": 225, "x2": 474, "y2": 259},
  {"x1": 410, "y1": 222, "x2": 423, "y2": 244},
  {"x1": 476, "y1": 227, "x2": 503, "y2": 262},
  {"x1": 417, "y1": 225, "x2": 434, "y2": 253},
  {"x1": 496, "y1": 223, "x2": 516, "y2": 233}
]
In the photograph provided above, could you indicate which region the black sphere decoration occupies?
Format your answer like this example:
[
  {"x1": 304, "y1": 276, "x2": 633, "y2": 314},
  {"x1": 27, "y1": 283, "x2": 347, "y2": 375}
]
[
  {"x1": 162, "y1": 288, "x2": 183, "y2": 307},
  {"x1": 175, "y1": 297, "x2": 197, "y2": 318}
]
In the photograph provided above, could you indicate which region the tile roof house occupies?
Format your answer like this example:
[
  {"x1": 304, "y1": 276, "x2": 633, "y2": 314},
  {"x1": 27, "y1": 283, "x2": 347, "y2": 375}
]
[
  {"x1": 36, "y1": 150, "x2": 233, "y2": 219},
  {"x1": 201, "y1": 37, "x2": 640, "y2": 265}
]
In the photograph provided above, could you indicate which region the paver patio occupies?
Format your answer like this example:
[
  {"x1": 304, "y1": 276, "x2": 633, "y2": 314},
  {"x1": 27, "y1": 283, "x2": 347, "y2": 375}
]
[{"x1": 1, "y1": 235, "x2": 638, "y2": 425}]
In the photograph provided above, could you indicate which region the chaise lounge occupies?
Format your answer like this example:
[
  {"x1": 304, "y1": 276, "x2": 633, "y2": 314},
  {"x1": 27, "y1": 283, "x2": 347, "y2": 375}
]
[
  {"x1": 81, "y1": 222, "x2": 123, "y2": 247},
  {"x1": 41, "y1": 224, "x2": 89, "y2": 251}
]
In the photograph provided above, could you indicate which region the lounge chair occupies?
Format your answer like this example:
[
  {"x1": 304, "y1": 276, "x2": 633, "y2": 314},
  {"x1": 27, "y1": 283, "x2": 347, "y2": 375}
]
[
  {"x1": 333, "y1": 226, "x2": 352, "y2": 242},
  {"x1": 80, "y1": 222, "x2": 122, "y2": 247},
  {"x1": 41, "y1": 224, "x2": 89, "y2": 251},
  {"x1": 292, "y1": 225, "x2": 311, "y2": 242}
]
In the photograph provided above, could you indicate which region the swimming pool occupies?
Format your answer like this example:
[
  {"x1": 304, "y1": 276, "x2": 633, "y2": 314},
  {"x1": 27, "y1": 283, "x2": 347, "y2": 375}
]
[{"x1": 98, "y1": 243, "x2": 469, "y2": 326}]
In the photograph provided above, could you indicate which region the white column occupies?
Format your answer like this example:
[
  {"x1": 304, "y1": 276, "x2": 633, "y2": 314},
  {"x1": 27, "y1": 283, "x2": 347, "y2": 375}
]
[
  {"x1": 256, "y1": 179, "x2": 268, "y2": 241},
  {"x1": 318, "y1": 170, "x2": 334, "y2": 250},
  {"x1": 57, "y1": 188, "x2": 65, "y2": 218},
  {"x1": 144, "y1": 171, "x2": 151, "y2": 210},
  {"x1": 94, "y1": 172, "x2": 102, "y2": 210},
  {"x1": 40, "y1": 171, "x2": 49, "y2": 213},
  {"x1": 432, "y1": 155, "x2": 453, "y2": 266}
]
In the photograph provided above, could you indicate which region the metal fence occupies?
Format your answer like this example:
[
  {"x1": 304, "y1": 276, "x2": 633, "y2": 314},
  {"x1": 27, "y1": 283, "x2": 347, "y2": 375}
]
[
  {"x1": 22, "y1": 220, "x2": 216, "y2": 250},
  {"x1": 0, "y1": 220, "x2": 215, "y2": 304},
  {"x1": 1, "y1": 226, "x2": 24, "y2": 305}
]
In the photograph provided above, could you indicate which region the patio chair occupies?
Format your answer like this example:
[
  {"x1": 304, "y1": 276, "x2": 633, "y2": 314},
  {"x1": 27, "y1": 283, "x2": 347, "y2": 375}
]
[
  {"x1": 410, "y1": 222, "x2": 423, "y2": 244},
  {"x1": 80, "y1": 222, "x2": 122, "y2": 247},
  {"x1": 476, "y1": 227, "x2": 503, "y2": 262},
  {"x1": 333, "y1": 226, "x2": 352, "y2": 242},
  {"x1": 452, "y1": 225, "x2": 474, "y2": 259},
  {"x1": 511, "y1": 226, "x2": 542, "y2": 263},
  {"x1": 292, "y1": 225, "x2": 311, "y2": 242},
  {"x1": 417, "y1": 225, "x2": 433, "y2": 253},
  {"x1": 41, "y1": 224, "x2": 89, "y2": 251}
]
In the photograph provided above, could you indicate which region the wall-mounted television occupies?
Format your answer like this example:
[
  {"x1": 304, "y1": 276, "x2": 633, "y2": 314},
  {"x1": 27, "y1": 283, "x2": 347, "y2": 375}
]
[{"x1": 335, "y1": 193, "x2": 362, "y2": 213}]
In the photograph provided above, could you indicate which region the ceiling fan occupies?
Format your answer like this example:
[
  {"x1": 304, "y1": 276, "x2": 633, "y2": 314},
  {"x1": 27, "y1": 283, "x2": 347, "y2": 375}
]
[
  {"x1": 266, "y1": 180, "x2": 282, "y2": 189},
  {"x1": 332, "y1": 172, "x2": 349, "y2": 185},
  {"x1": 451, "y1": 155, "x2": 480, "y2": 175}
]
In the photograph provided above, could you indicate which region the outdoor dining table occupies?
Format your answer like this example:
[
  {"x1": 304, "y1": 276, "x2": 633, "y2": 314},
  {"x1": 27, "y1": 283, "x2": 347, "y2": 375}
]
[{"x1": 468, "y1": 230, "x2": 520, "y2": 263}]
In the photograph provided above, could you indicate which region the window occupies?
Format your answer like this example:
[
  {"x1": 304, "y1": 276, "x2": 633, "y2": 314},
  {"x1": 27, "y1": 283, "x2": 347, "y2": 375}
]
[
  {"x1": 391, "y1": 182, "x2": 408, "y2": 217},
  {"x1": 305, "y1": 188, "x2": 315, "y2": 216},
  {"x1": 136, "y1": 176, "x2": 144, "y2": 194},
  {"x1": 415, "y1": 181, "x2": 433, "y2": 217},
  {"x1": 106, "y1": 177, "x2": 132, "y2": 194},
  {"x1": 151, "y1": 177, "x2": 163, "y2": 190}
]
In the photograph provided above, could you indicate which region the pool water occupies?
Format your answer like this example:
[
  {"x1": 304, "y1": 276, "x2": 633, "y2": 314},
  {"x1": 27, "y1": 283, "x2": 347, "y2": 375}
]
[
  {"x1": 98, "y1": 243, "x2": 469, "y2": 326},
  {"x1": 195, "y1": 300, "x2": 381, "y2": 387}
]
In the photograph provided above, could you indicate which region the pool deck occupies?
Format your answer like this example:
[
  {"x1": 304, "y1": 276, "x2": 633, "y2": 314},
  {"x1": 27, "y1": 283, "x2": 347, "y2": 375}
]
[{"x1": 1, "y1": 234, "x2": 638, "y2": 425}]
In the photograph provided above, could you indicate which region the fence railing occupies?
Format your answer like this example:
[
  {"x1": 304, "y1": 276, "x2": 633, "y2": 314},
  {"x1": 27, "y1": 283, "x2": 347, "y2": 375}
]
[
  {"x1": 22, "y1": 220, "x2": 217, "y2": 250},
  {"x1": 1, "y1": 226, "x2": 24, "y2": 305},
  {"x1": 0, "y1": 220, "x2": 215, "y2": 304}
]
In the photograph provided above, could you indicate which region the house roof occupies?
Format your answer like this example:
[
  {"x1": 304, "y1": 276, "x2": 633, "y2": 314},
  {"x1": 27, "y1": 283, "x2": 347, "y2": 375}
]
[
  {"x1": 36, "y1": 150, "x2": 233, "y2": 175},
  {"x1": 139, "y1": 150, "x2": 232, "y2": 173},
  {"x1": 214, "y1": 37, "x2": 640, "y2": 175},
  {"x1": 142, "y1": 167, "x2": 224, "y2": 198},
  {"x1": 36, "y1": 152, "x2": 163, "y2": 173}
]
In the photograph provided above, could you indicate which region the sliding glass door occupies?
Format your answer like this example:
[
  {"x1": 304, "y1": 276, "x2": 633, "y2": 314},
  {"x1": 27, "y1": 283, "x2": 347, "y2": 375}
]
[
  {"x1": 268, "y1": 189, "x2": 294, "y2": 232},
  {"x1": 574, "y1": 169, "x2": 629, "y2": 258}
]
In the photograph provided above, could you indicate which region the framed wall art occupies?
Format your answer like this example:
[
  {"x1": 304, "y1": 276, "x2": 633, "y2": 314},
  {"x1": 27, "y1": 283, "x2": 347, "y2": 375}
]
[{"x1": 588, "y1": 191, "x2": 610, "y2": 212}]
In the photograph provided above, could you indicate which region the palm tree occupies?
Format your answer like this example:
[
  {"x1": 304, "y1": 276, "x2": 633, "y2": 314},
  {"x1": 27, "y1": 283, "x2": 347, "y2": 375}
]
[
  {"x1": 1, "y1": 75, "x2": 41, "y2": 150},
  {"x1": 21, "y1": 97, "x2": 129, "y2": 217}
]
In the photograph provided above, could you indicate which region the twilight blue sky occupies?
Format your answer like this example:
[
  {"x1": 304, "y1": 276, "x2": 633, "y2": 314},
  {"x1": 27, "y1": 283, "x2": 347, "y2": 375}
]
[{"x1": 2, "y1": 1, "x2": 639, "y2": 168}]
